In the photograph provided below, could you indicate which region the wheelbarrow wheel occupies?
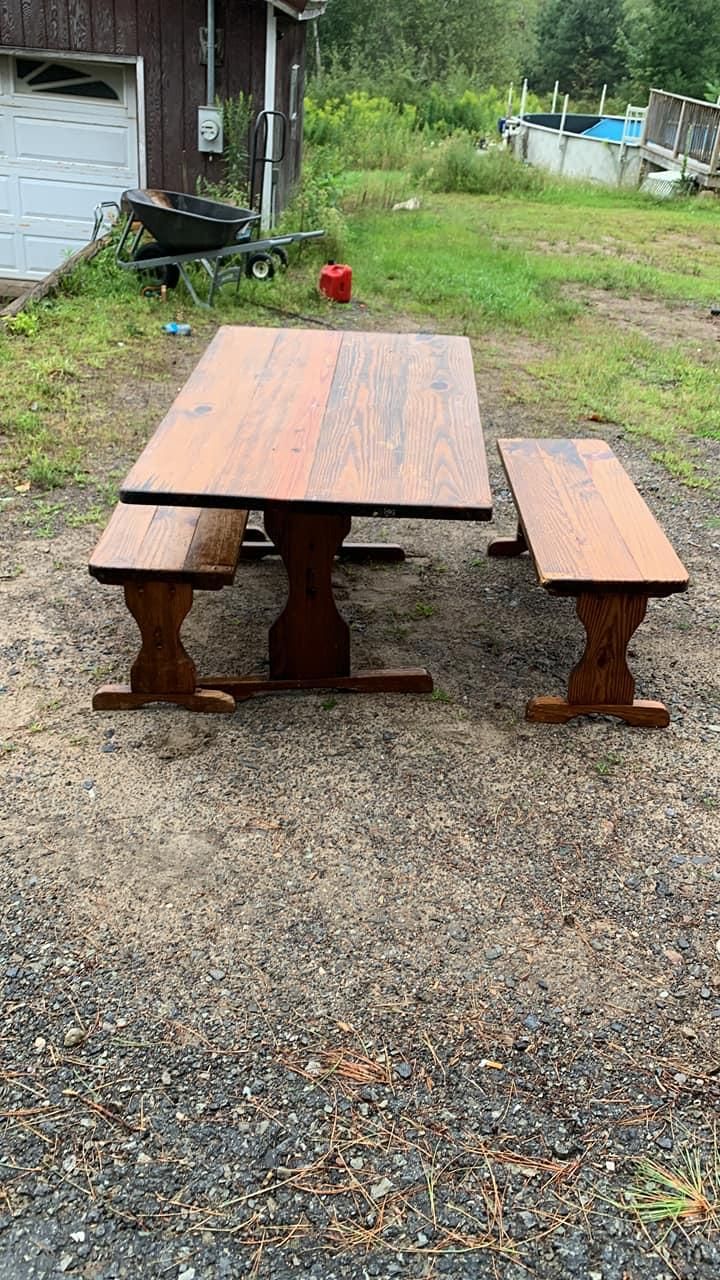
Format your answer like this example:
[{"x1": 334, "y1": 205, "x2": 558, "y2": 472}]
[
  {"x1": 270, "y1": 246, "x2": 289, "y2": 271},
  {"x1": 246, "y1": 252, "x2": 275, "y2": 282},
  {"x1": 133, "y1": 241, "x2": 180, "y2": 290}
]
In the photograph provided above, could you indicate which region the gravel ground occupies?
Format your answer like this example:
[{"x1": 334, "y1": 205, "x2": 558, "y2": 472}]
[{"x1": 1, "y1": 331, "x2": 719, "y2": 1280}]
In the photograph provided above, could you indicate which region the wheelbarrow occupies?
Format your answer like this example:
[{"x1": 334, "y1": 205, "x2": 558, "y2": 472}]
[{"x1": 111, "y1": 188, "x2": 324, "y2": 308}]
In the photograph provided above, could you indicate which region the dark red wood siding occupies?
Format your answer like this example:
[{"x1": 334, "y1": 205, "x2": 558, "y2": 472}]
[{"x1": 0, "y1": 0, "x2": 307, "y2": 201}]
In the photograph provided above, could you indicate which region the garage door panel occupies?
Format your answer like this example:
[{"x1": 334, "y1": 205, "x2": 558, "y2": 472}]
[
  {"x1": 0, "y1": 230, "x2": 18, "y2": 271},
  {"x1": 24, "y1": 233, "x2": 89, "y2": 274},
  {"x1": 19, "y1": 176, "x2": 126, "y2": 222},
  {"x1": 0, "y1": 57, "x2": 140, "y2": 279},
  {"x1": 14, "y1": 115, "x2": 132, "y2": 168}
]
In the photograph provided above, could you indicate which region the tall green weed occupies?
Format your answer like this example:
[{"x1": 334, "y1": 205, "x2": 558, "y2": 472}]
[
  {"x1": 305, "y1": 93, "x2": 426, "y2": 170},
  {"x1": 415, "y1": 139, "x2": 550, "y2": 196},
  {"x1": 274, "y1": 146, "x2": 347, "y2": 259}
]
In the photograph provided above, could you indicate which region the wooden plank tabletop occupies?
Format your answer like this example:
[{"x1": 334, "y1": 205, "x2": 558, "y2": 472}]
[
  {"x1": 120, "y1": 327, "x2": 492, "y2": 520},
  {"x1": 497, "y1": 437, "x2": 689, "y2": 594}
]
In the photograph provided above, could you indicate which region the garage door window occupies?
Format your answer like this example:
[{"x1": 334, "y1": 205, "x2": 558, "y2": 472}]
[{"x1": 15, "y1": 58, "x2": 120, "y2": 101}]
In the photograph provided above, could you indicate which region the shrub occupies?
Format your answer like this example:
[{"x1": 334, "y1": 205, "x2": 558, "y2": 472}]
[
  {"x1": 417, "y1": 82, "x2": 543, "y2": 139},
  {"x1": 304, "y1": 93, "x2": 426, "y2": 170},
  {"x1": 275, "y1": 146, "x2": 347, "y2": 260},
  {"x1": 416, "y1": 139, "x2": 550, "y2": 196}
]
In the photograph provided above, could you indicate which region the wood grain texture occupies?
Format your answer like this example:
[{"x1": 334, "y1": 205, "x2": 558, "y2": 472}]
[
  {"x1": 125, "y1": 580, "x2": 195, "y2": 694},
  {"x1": 112, "y1": 0, "x2": 137, "y2": 53},
  {"x1": 526, "y1": 696, "x2": 670, "y2": 728},
  {"x1": 487, "y1": 523, "x2": 527, "y2": 557},
  {"x1": 497, "y1": 438, "x2": 688, "y2": 594},
  {"x1": 67, "y1": 0, "x2": 91, "y2": 50},
  {"x1": 89, "y1": 503, "x2": 247, "y2": 587},
  {"x1": 45, "y1": 1, "x2": 70, "y2": 49},
  {"x1": 138, "y1": 0, "x2": 162, "y2": 186},
  {"x1": 265, "y1": 505, "x2": 352, "y2": 680},
  {"x1": 306, "y1": 332, "x2": 490, "y2": 516},
  {"x1": 93, "y1": 684, "x2": 235, "y2": 713},
  {"x1": 525, "y1": 592, "x2": 673, "y2": 728},
  {"x1": 197, "y1": 669, "x2": 434, "y2": 701},
  {"x1": 90, "y1": 1, "x2": 115, "y2": 51},
  {"x1": 568, "y1": 592, "x2": 647, "y2": 706},
  {"x1": 21, "y1": 0, "x2": 47, "y2": 45},
  {"x1": 158, "y1": 0, "x2": 184, "y2": 190},
  {"x1": 121, "y1": 327, "x2": 339, "y2": 507},
  {"x1": 0, "y1": 1, "x2": 23, "y2": 43},
  {"x1": 120, "y1": 328, "x2": 492, "y2": 519}
]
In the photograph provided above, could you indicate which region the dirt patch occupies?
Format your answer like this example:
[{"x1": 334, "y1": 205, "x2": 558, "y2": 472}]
[{"x1": 564, "y1": 283, "x2": 720, "y2": 349}]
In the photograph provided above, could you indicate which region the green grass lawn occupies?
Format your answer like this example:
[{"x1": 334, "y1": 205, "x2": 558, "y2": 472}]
[{"x1": 1, "y1": 175, "x2": 719, "y2": 501}]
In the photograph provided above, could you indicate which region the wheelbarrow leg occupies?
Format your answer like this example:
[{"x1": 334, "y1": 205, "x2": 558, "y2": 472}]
[{"x1": 177, "y1": 263, "x2": 210, "y2": 309}]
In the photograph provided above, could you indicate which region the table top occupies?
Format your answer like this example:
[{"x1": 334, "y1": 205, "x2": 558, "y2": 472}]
[{"x1": 120, "y1": 326, "x2": 492, "y2": 520}]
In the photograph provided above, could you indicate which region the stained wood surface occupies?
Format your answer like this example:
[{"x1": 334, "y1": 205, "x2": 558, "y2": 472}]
[
  {"x1": 93, "y1": 685, "x2": 235, "y2": 714},
  {"x1": 568, "y1": 592, "x2": 648, "y2": 705},
  {"x1": 89, "y1": 503, "x2": 248, "y2": 588},
  {"x1": 265, "y1": 505, "x2": 352, "y2": 680},
  {"x1": 527, "y1": 696, "x2": 670, "y2": 728},
  {"x1": 497, "y1": 438, "x2": 688, "y2": 594},
  {"x1": 120, "y1": 327, "x2": 492, "y2": 520}
]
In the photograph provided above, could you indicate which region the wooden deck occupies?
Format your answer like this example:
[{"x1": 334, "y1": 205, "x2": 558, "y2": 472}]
[{"x1": 641, "y1": 89, "x2": 720, "y2": 186}]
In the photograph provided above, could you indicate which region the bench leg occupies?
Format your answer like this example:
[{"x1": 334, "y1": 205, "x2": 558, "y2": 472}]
[
  {"x1": 93, "y1": 581, "x2": 235, "y2": 713},
  {"x1": 487, "y1": 522, "x2": 527, "y2": 558},
  {"x1": 527, "y1": 592, "x2": 670, "y2": 728}
]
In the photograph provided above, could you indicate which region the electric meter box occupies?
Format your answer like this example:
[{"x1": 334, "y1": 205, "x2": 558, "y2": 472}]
[{"x1": 198, "y1": 105, "x2": 224, "y2": 154}]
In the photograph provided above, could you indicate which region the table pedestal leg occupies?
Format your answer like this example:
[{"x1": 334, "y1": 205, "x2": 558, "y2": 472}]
[
  {"x1": 266, "y1": 506, "x2": 352, "y2": 679},
  {"x1": 199, "y1": 505, "x2": 432, "y2": 701}
]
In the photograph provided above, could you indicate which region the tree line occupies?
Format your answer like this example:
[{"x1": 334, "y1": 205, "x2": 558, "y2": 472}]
[{"x1": 315, "y1": 0, "x2": 720, "y2": 104}]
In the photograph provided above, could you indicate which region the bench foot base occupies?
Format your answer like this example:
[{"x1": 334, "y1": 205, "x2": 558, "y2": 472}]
[
  {"x1": 197, "y1": 668, "x2": 433, "y2": 701},
  {"x1": 487, "y1": 523, "x2": 528, "y2": 558},
  {"x1": 526, "y1": 695, "x2": 670, "y2": 728},
  {"x1": 93, "y1": 684, "x2": 236, "y2": 713}
]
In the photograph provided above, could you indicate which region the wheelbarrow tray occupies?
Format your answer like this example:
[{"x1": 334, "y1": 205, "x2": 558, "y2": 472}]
[{"x1": 122, "y1": 188, "x2": 259, "y2": 253}]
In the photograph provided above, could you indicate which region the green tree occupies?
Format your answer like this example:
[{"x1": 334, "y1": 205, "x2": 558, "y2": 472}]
[
  {"x1": 624, "y1": 0, "x2": 720, "y2": 99},
  {"x1": 315, "y1": 0, "x2": 537, "y2": 96},
  {"x1": 532, "y1": 0, "x2": 626, "y2": 95}
]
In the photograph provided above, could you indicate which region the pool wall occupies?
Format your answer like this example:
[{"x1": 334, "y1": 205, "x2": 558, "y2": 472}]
[{"x1": 509, "y1": 114, "x2": 643, "y2": 187}]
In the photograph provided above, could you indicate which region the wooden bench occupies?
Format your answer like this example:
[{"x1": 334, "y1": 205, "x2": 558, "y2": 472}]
[
  {"x1": 89, "y1": 503, "x2": 249, "y2": 713},
  {"x1": 487, "y1": 438, "x2": 689, "y2": 727}
]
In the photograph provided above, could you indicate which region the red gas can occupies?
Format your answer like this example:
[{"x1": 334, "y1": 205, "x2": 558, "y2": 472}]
[{"x1": 319, "y1": 261, "x2": 352, "y2": 303}]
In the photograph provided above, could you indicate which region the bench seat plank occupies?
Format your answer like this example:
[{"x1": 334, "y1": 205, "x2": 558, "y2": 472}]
[
  {"x1": 89, "y1": 504, "x2": 248, "y2": 589},
  {"x1": 497, "y1": 438, "x2": 689, "y2": 596}
]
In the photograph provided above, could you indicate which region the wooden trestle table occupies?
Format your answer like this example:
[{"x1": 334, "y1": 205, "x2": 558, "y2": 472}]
[{"x1": 120, "y1": 326, "x2": 492, "y2": 701}]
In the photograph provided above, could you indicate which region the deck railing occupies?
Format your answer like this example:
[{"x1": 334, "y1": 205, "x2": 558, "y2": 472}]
[{"x1": 644, "y1": 89, "x2": 720, "y2": 173}]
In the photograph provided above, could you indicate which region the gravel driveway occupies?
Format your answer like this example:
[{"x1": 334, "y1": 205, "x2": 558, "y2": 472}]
[{"x1": 1, "y1": 334, "x2": 719, "y2": 1280}]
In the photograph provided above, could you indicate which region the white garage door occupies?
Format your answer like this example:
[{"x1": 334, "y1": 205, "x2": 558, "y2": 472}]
[{"x1": 0, "y1": 54, "x2": 141, "y2": 280}]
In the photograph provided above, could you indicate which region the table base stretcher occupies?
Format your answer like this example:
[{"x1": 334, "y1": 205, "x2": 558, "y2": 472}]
[{"x1": 207, "y1": 506, "x2": 432, "y2": 701}]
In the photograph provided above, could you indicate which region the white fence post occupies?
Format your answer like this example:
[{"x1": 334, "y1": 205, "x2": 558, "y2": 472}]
[
  {"x1": 558, "y1": 93, "x2": 569, "y2": 157},
  {"x1": 551, "y1": 81, "x2": 559, "y2": 114},
  {"x1": 519, "y1": 78, "x2": 528, "y2": 119}
]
